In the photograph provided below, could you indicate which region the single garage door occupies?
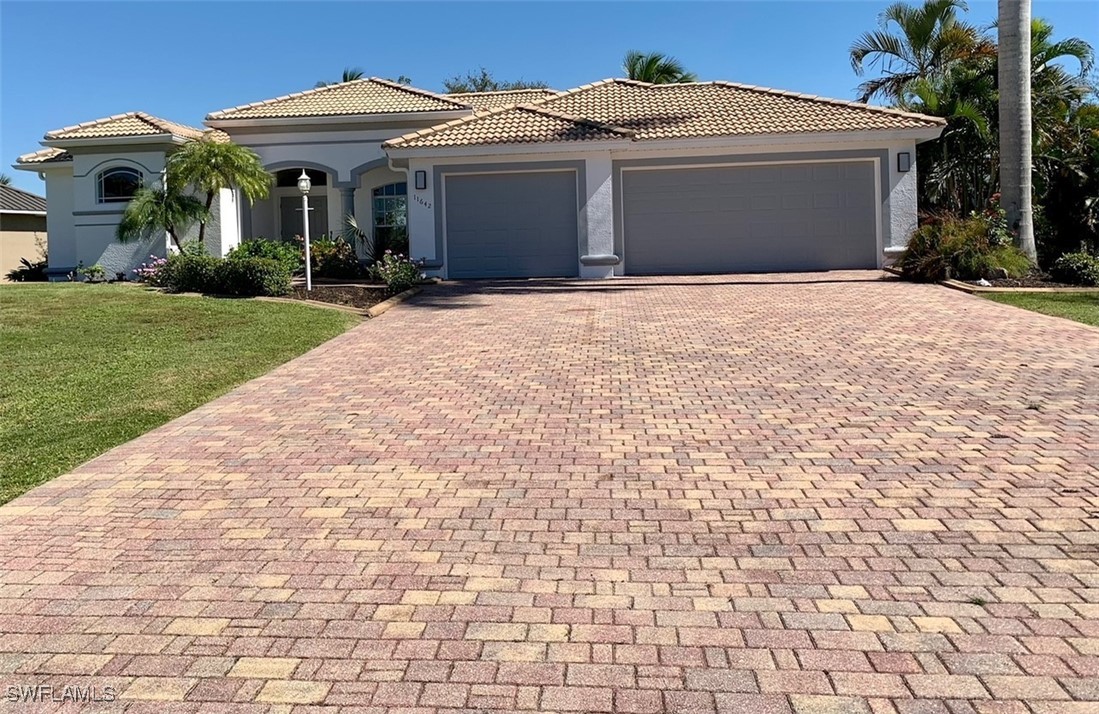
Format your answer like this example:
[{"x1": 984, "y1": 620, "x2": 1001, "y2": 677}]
[
  {"x1": 446, "y1": 171, "x2": 579, "y2": 279},
  {"x1": 622, "y1": 161, "x2": 878, "y2": 274}
]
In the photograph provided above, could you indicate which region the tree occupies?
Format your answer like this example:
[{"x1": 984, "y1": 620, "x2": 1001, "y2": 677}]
[
  {"x1": 622, "y1": 51, "x2": 697, "y2": 84},
  {"x1": 998, "y1": 0, "x2": 1036, "y2": 260},
  {"x1": 167, "y1": 138, "x2": 272, "y2": 247},
  {"x1": 0, "y1": 173, "x2": 11, "y2": 186},
  {"x1": 849, "y1": 0, "x2": 991, "y2": 103},
  {"x1": 316, "y1": 67, "x2": 365, "y2": 88},
  {"x1": 116, "y1": 186, "x2": 207, "y2": 251},
  {"x1": 442, "y1": 67, "x2": 547, "y2": 93}
]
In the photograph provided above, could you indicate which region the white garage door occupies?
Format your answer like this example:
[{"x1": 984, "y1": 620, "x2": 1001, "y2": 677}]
[
  {"x1": 445, "y1": 171, "x2": 579, "y2": 279},
  {"x1": 622, "y1": 161, "x2": 879, "y2": 274}
]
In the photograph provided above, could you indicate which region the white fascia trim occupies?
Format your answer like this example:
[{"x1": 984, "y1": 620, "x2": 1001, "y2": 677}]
[
  {"x1": 206, "y1": 110, "x2": 472, "y2": 130},
  {"x1": 385, "y1": 139, "x2": 636, "y2": 160},
  {"x1": 12, "y1": 162, "x2": 72, "y2": 174},
  {"x1": 43, "y1": 135, "x2": 188, "y2": 150},
  {"x1": 0, "y1": 209, "x2": 47, "y2": 216}
]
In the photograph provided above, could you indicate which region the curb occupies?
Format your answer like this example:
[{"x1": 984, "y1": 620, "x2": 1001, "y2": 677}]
[
  {"x1": 940, "y1": 279, "x2": 1099, "y2": 295},
  {"x1": 365, "y1": 286, "x2": 422, "y2": 318}
]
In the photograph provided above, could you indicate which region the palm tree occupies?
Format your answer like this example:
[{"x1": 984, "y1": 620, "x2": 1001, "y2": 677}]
[
  {"x1": 0, "y1": 173, "x2": 11, "y2": 186},
  {"x1": 316, "y1": 67, "x2": 365, "y2": 87},
  {"x1": 850, "y1": 0, "x2": 991, "y2": 103},
  {"x1": 168, "y1": 138, "x2": 272, "y2": 246},
  {"x1": 622, "y1": 51, "x2": 697, "y2": 84},
  {"x1": 116, "y1": 186, "x2": 207, "y2": 251},
  {"x1": 998, "y1": 0, "x2": 1036, "y2": 260}
]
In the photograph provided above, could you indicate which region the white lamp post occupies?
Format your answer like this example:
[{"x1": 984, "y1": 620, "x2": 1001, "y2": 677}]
[{"x1": 297, "y1": 170, "x2": 313, "y2": 291}]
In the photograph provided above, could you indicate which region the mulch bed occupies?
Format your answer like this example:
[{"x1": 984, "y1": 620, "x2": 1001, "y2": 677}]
[{"x1": 288, "y1": 284, "x2": 392, "y2": 309}]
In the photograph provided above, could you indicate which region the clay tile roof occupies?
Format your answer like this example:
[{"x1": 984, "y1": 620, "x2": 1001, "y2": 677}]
[
  {"x1": 446, "y1": 88, "x2": 560, "y2": 111},
  {"x1": 207, "y1": 78, "x2": 471, "y2": 120},
  {"x1": 383, "y1": 103, "x2": 635, "y2": 149},
  {"x1": 203, "y1": 128, "x2": 232, "y2": 143},
  {"x1": 0, "y1": 184, "x2": 47, "y2": 213},
  {"x1": 45, "y1": 112, "x2": 206, "y2": 141},
  {"x1": 386, "y1": 78, "x2": 945, "y2": 149},
  {"x1": 16, "y1": 147, "x2": 73, "y2": 165}
]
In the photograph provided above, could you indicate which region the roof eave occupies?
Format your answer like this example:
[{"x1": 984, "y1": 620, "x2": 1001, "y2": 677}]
[
  {"x1": 0, "y1": 209, "x2": 47, "y2": 216},
  {"x1": 206, "y1": 109, "x2": 473, "y2": 129},
  {"x1": 43, "y1": 134, "x2": 192, "y2": 150},
  {"x1": 12, "y1": 159, "x2": 72, "y2": 172},
  {"x1": 618, "y1": 126, "x2": 946, "y2": 152}
]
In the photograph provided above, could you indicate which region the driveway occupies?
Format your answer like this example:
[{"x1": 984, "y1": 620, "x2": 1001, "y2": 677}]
[{"x1": 1, "y1": 271, "x2": 1096, "y2": 714}]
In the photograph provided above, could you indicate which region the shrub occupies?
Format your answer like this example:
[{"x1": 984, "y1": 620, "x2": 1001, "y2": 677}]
[
  {"x1": 373, "y1": 251, "x2": 424, "y2": 293},
  {"x1": 82, "y1": 264, "x2": 106, "y2": 282},
  {"x1": 1050, "y1": 251, "x2": 1099, "y2": 286},
  {"x1": 229, "y1": 238, "x2": 301, "y2": 276},
  {"x1": 6, "y1": 256, "x2": 47, "y2": 282},
  {"x1": 897, "y1": 214, "x2": 1032, "y2": 282},
  {"x1": 213, "y1": 257, "x2": 291, "y2": 296},
  {"x1": 157, "y1": 253, "x2": 220, "y2": 293},
  {"x1": 307, "y1": 237, "x2": 361, "y2": 279},
  {"x1": 133, "y1": 255, "x2": 169, "y2": 284}
]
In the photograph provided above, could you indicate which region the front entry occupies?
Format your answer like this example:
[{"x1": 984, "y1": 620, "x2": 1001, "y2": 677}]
[{"x1": 279, "y1": 196, "x2": 328, "y2": 241}]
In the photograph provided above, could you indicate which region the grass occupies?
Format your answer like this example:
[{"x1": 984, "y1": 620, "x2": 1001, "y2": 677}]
[
  {"x1": 0, "y1": 284, "x2": 358, "y2": 504},
  {"x1": 983, "y1": 291, "x2": 1099, "y2": 327}
]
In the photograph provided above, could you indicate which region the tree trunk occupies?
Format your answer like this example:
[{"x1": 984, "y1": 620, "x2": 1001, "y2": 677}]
[
  {"x1": 198, "y1": 191, "x2": 215, "y2": 249},
  {"x1": 998, "y1": 0, "x2": 1036, "y2": 261}
]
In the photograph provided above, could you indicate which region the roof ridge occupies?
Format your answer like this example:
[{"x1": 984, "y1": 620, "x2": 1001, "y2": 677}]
[
  {"x1": 522, "y1": 78, "x2": 635, "y2": 108},
  {"x1": 44, "y1": 111, "x2": 204, "y2": 140},
  {"x1": 709, "y1": 80, "x2": 946, "y2": 125},
  {"x1": 518, "y1": 104, "x2": 635, "y2": 137},
  {"x1": 44, "y1": 111, "x2": 139, "y2": 139},
  {"x1": 368, "y1": 77, "x2": 472, "y2": 109},
  {"x1": 132, "y1": 112, "x2": 206, "y2": 137},
  {"x1": 447, "y1": 88, "x2": 558, "y2": 97},
  {"x1": 16, "y1": 147, "x2": 71, "y2": 164},
  {"x1": 382, "y1": 103, "x2": 521, "y2": 148}
]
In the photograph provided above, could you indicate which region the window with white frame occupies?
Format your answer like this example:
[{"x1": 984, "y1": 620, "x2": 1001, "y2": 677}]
[
  {"x1": 372, "y1": 182, "x2": 408, "y2": 252},
  {"x1": 97, "y1": 167, "x2": 143, "y2": 203}
]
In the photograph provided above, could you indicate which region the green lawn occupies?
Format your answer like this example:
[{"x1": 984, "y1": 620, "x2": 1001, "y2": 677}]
[
  {"x1": 0, "y1": 284, "x2": 358, "y2": 504},
  {"x1": 983, "y1": 291, "x2": 1099, "y2": 327}
]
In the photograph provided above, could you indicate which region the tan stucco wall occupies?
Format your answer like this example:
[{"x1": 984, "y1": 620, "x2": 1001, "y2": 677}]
[{"x1": 1, "y1": 230, "x2": 47, "y2": 282}]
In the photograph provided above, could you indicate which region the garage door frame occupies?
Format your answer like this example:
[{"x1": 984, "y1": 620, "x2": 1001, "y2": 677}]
[
  {"x1": 613, "y1": 150, "x2": 888, "y2": 276},
  {"x1": 437, "y1": 161, "x2": 585, "y2": 279}
]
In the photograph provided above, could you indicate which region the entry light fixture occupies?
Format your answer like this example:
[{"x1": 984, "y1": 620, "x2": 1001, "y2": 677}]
[
  {"x1": 897, "y1": 152, "x2": 912, "y2": 173},
  {"x1": 414, "y1": 170, "x2": 427, "y2": 190},
  {"x1": 297, "y1": 170, "x2": 312, "y2": 195}
]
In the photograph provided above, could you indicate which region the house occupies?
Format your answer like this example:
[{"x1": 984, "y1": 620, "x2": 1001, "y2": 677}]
[
  {"x1": 14, "y1": 77, "x2": 944, "y2": 280},
  {"x1": 0, "y1": 184, "x2": 48, "y2": 281}
]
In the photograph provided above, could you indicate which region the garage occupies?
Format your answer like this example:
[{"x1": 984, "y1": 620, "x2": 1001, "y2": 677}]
[
  {"x1": 445, "y1": 171, "x2": 579, "y2": 279},
  {"x1": 622, "y1": 161, "x2": 879, "y2": 275}
]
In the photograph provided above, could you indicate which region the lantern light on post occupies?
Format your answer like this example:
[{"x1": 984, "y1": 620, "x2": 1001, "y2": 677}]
[{"x1": 298, "y1": 170, "x2": 313, "y2": 292}]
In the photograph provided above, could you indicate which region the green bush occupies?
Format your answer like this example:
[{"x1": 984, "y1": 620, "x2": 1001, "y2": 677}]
[
  {"x1": 229, "y1": 238, "x2": 301, "y2": 276},
  {"x1": 309, "y1": 237, "x2": 361, "y2": 279},
  {"x1": 213, "y1": 257, "x2": 291, "y2": 297},
  {"x1": 1050, "y1": 251, "x2": 1099, "y2": 286},
  {"x1": 373, "y1": 252, "x2": 423, "y2": 293},
  {"x1": 897, "y1": 214, "x2": 1032, "y2": 282},
  {"x1": 158, "y1": 253, "x2": 219, "y2": 293}
]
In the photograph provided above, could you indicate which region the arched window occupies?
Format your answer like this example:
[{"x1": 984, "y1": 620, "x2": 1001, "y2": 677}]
[
  {"x1": 372, "y1": 182, "x2": 407, "y2": 251},
  {"x1": 97, "y1": 167, "x2": 143, "y2": 203}
]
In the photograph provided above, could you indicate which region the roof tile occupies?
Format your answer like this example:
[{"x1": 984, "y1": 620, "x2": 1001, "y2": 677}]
[
  {"x1": 0, "y1": 184, "x2": 47, "y2": 213},
  {"x1": 16, "y1": 147, "x2": 73, "y2": 165},
  {"x1": 208, "y1": 78, "x2": 470, "y2": 120},
  {"x1": 45, "y1": 112, "x2": 205, "y2": 141},
  {"x1": 446, "y1": 88, "x2": 559, "y2": 111}
]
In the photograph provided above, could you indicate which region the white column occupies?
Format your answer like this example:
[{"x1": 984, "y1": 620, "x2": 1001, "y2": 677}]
[{"x1": 579, "y1": 153, "x2": 617, "y2": 279}]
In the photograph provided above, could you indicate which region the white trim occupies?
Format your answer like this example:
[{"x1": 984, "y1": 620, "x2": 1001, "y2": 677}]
[
  {"x1": 618, "y1": 157, "x2": 884, "y2": 273},
  {"x1": 439, "y1": 167, "x2": 580, "y2": 280},
  {"x1": 44, "y1": 135, "x2": 190, "y2": 150},
  {"x1": 0, "y1": 209, "x2": 47, "y2": 216},
  {"x1": 206, "y1": 110, "x2": 471, "y2": 129}
]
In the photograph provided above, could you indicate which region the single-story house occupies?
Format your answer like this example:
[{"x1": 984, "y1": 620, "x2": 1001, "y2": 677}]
[
  {"x1": 0, "y1": 184, "x2": 48, "y2": 281},
  {"x1": 13, "y1": 77, "x2": 944, "y2": 280}
]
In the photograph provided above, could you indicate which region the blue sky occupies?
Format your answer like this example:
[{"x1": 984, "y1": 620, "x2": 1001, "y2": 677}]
[{"x1": 3, "y1": 1, "x2": 1096, "y2": 194}]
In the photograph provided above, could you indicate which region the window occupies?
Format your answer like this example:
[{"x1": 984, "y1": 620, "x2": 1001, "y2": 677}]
[
  {"x1": 372, "y1": 182, "x2": 408, "y2": 251},
  {"x1": 275, "y1": 168, "x2": 327, "y2": 187},
  {"x1": 97, "y1": 167, "x2": 143, "y2": 203}
]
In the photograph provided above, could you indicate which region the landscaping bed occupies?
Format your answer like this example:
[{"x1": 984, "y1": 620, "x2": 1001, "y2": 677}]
[
  {"x1": 963, "y1": 270, "x2": 1079, "y2": 289},
  {"x1": 289, "y1": 284, "x2": 392, "y2": 310}
]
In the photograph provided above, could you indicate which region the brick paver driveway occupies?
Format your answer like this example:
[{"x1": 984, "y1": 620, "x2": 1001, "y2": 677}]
[{"x1": 1, "y1": 271, "x2": 1097, "y2": 714}]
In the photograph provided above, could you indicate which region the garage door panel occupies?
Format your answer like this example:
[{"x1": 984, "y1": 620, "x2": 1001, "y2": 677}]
[
  {"x1": 623, "y1": 162, "x2": 877, "y2": 275},
  {"x1": 445, "y1": 172, "x2": 578, "y2": 279}
]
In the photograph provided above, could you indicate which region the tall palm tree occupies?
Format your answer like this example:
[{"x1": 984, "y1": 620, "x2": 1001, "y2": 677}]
[
  {"x1": 998, "y1": 0, "x2": 1035, "y2": 260},
  {"x1": 622, "y1": 51, "x2": 697, "y2": 84},
  {"x1": 116, "y1": 186, "x2": 207, "y2": 251},
  {"x1": 168, "y1": 138, "x2": 272, "y2": 246},
  {"x1": 850, "y1": 0, "x2": 991, "y2": 103}
]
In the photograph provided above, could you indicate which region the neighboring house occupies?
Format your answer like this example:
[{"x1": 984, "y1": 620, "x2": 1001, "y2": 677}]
[
  {"x1": 0, "y1": 184, "x2": 47, "y2": 281},
  {"x1": 14, "y1": 77, "x2": 944, "y2": 280}
]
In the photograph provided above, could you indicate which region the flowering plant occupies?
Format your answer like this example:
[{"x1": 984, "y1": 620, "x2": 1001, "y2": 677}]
[
  {"x1": 373, "y1": 251, "x2": 425, "y2": 293},
  {"x1": 132, "y1": 255, "x2": 169, "y2": 285}
]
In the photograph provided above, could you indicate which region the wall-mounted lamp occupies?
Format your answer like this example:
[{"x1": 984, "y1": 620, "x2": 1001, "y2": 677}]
[
  {"x1": 897, "y1": 152, "x2": 912, "y2": 172},
  {"x1": 414, "y1": 170, "x2": 427, "y2": 190}
]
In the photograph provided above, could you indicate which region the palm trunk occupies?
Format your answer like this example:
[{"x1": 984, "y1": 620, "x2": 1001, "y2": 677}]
[
  {"x1": 198, "y1": 191, "x2": 215, "y2": 248},
  {"x1": 998, "y1": 0, "x2": 1036, "y2": 261}
]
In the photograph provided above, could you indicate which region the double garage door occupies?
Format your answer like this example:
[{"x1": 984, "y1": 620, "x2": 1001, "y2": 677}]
[{"x1": 443, "y1": 161, "x2": 879, "y2": 279}]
